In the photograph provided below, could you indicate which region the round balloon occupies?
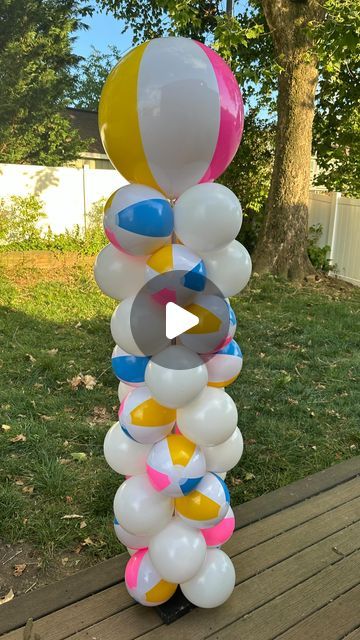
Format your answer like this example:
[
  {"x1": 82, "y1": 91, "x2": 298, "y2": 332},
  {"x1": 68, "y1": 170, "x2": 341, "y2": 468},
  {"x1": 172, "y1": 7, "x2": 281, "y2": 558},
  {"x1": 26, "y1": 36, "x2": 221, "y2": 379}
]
[
  {"x1": 202, "y1": 339, "x2": 243, "y2": 387},
  {"x1": 146, "y1": 434, "x2": 206, "y2": 497},
  {"x1": 179, "y1": 294, "x2": 230, "y2": 354},
  {"x1": 200, "y1": 241, "x2": 252, "y2": 297},
  {"x1": 94, "y1": 244, "x2": 146, "y2": 300},
  {"x1": 99, "y1": 37, "x2": 244, "y2": 199},
  {"x1": 119, "y1": 386, "x2": 175, "y2": 445},
  {"x1": 174, "y1": 183, "x2": 242, "y2": 252},
  {"x1": 103, "y1": 184, "x2": 174, "y2": 256},
  {"x1": 177, "y1": 387, "x2": 237, "y2": 446},
  {"x1": 114, "y1": 517, "x2": 150, "y2": 551},
  {"x1": 203, "y1": 427, "x2": 244, "y2": 473},
  {"x1": 125, "y1": 549, "x2": 177, "y2": 606},
  {"x1": 111, "y1": 296, "x2": 170, "y2": 356},
  {"x1": 226, "y1": 299, "x2": 237, "y2": 341},
  {"x1": 201, "y1": 506, "x2": 235, "y2": 548},
  {"x1": 145, "y1": 244, "x2": 206, "y2": 293},
  {"x1": 113, "y1": 475, "x2": 174, "y2": 536},
  {"x1": 145, "y1": 345, "x2": 208, "y2": 409},
  {"x1": 149, "y1": 517, "x2": 207, "y2": 583},
  {"x1": 175, "y1": 472, "x2": 230, "y2": 529},
  {"x1": 118, "y1": 380, "x2": 136, "y2": 403},
  {"x1": 104, "y1": 423, "x2": 152, "y2": 476},
  {"x1": 180, "y1": 549, "x2": 235, "y2": 608},
  {"x1": 112, "y1": 345, "x2": 149, "y2": 387}
]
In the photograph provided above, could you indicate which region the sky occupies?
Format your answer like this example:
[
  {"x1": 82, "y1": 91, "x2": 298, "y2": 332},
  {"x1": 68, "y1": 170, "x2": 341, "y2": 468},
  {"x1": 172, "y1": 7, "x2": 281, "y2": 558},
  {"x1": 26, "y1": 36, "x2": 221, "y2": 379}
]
[{"x1": 73, "y1": 8, "x2": 133, "y2": 59}]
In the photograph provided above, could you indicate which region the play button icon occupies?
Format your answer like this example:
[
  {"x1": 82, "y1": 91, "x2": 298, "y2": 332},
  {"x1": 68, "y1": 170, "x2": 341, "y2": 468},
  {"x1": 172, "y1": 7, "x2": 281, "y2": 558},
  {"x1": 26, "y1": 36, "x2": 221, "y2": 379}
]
[{"x1": 166, "y1": 302, "x2": 199, "y2": 340}]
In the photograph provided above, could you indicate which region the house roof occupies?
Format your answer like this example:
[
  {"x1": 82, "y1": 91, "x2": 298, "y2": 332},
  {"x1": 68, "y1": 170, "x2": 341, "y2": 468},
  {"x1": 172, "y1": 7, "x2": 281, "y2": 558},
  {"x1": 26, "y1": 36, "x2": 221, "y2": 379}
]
[{"x1": 65, "y1": 107, "x2": 105, "y2": 155}]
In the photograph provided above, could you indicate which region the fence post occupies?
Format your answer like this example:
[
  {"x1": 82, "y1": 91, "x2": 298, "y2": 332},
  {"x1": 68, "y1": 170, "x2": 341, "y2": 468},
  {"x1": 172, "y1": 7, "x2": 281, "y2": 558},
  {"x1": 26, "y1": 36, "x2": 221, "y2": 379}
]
[{"x1": 327, "y1": 192, "x2": 341, "y2": 263}]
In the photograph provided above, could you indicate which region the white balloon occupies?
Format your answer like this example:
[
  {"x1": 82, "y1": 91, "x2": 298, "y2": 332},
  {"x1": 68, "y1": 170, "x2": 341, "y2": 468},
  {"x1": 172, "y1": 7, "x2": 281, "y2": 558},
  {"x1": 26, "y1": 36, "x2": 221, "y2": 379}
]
[
  {"x1": 200, "y1": 241, "x2": 252, "y2": 297},
  {"x1": 118, "y1": 380, "x2": 135, "y2": 403},
  {"x1": 177, "y1": 387, "x2": 237, "y2": 446},
  {"x1": 145, "y1": 345, "x2": 208, "y2": 409},
  {"x1": 113, "y1": 475, "x2": 174, "y2": 536},
  {"x1": 111, "y1": 296, "x2": 169, "y2": 356},
  {"x1": 114, "y1": 519, "x2": 150, "y2": 551},
  {"x1": 181, "y1": 549, "x2": 235, "y2": 608},
  {"x1": 149, "y1": 517, "x2": 207, "y2": 583},
  {"x1": 94, "y1": 244, "x2": 146, "y2": 300},
  {"x1": 174, "y1": 183, "x2": 242, "y2": 252},
  {"x1": 103, "y1": 423, "x2": 152, "y2": 476},
  {"x1": 203, "y1": 428, "x2": 243, "y2": 473}
]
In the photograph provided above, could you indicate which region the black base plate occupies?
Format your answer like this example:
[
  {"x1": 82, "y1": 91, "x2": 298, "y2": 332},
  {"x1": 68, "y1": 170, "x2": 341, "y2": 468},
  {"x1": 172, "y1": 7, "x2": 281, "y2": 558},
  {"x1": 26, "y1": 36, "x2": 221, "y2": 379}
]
[{"x1": 156, "y1": 587, "x2": 194, "y2": 624}]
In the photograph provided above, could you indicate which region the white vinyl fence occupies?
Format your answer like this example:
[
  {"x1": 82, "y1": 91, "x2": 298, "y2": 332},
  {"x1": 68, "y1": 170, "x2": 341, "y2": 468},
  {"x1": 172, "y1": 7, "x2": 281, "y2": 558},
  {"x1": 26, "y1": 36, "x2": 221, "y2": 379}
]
[
  {"x1": 1, "y1": 163, "x2": 359, "y2": 286},
  {"x1": 0, "y1": 163, "x2": 127, "y2": 234},
  {"x1": 309, "y1": 192, "x2": 360, "y2": 286}
]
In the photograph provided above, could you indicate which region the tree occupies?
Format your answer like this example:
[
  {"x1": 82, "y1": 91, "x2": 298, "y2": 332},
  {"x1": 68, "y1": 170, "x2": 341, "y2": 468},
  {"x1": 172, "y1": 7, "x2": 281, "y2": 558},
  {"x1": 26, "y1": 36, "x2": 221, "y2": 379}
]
[
  {"x1": 0, "y1": 0, "x2": 91, "y2": 165},
  {"x1": 96, "y1": 0, "x2": 359, "y2": 279},
  {"x1": 70, "y1": 45, "x2": 121, "y2": 110}
]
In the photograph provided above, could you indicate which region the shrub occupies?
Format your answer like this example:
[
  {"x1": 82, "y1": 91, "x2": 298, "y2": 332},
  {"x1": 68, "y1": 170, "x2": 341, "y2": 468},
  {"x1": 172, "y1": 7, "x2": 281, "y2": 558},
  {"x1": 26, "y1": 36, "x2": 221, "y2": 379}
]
[{"x1": 307, "y1": 224, "x2": 333, "y2": 273}]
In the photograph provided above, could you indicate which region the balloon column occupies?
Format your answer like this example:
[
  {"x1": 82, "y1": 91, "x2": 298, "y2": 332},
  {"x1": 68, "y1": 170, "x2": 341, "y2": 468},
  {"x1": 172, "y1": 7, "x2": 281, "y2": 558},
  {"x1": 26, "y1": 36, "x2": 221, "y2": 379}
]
[{"x1": 96, "y1": 37, "x2": 251, "y2": 610}]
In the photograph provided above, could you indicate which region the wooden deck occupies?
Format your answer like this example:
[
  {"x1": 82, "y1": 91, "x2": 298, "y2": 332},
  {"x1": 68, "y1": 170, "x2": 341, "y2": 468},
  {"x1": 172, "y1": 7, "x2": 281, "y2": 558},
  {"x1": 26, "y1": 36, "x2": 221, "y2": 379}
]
[{"x1": 1, "y1": 456, "x2": 359, "y2": 640}]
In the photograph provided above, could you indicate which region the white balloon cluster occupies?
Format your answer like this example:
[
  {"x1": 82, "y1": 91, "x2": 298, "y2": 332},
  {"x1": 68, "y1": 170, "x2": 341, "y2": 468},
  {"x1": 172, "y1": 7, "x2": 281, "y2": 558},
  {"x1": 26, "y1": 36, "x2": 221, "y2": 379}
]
[{"x1": 96, "y1": 181, "x2": 251, "y2": 609}]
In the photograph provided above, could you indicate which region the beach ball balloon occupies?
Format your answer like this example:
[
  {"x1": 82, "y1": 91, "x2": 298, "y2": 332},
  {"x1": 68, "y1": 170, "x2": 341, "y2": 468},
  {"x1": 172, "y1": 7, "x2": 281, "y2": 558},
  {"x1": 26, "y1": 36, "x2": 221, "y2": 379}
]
[
  {"x1": 226, "y1": 299, "x2": 237, "y2": 340},
  {"x1": 111, "y1": 345, "x2": 149, "y2": 387},
  {"x1": 125, "y1": 549, "x2": 177, "y2": 606},
  {"x1": 202, "y1": 339, "x2": 243, "y2": 387},
  {"x1": 201, "y1": 506, "x2": 235, "y2": 548},
  {"x1": 103, "y1": 184, "x2": 174, "y2": 256},
  {"x1": 174, "y1": 183, "x2": 242, "y2": 253},
  {"x1": 111, "y1": 295, "x2": 169, "y2": 356},
  {"x1": 118, "y1": 380, "x2": 135, "y2": 403},
  {"x1": 119, "y1": 386, "x2": 176, "y2": 444},
  {"x1": 99, "y1": 37, "x2": 244, "y2": 199},
  {"x1": 175, "y1": 472, "x2": 230, "y2": 529},
  {"x1": 104, "y1": 423, "x2": 152, "y2": 476},
  {"x1": 146, "y1": 434, "x2": 206, "y2": 497},
  {"x1": 114, "y1": 475, "x2": 174, "y2": 536},
  {"x1": 114, "y1": 517, "x2": 150, "y2": 551},
  {"x1": 146, "y1": 244, "x2": 206, "y2": 293},
  {"x1": 180, "y1": 549, "x2": 235, "y2": 608},
  {"x1": 94, "y1": 244, "x2": 146, "y2": 300},
  {"x1": 179, "y1": 294, "x2": 230, "y2": 354}
]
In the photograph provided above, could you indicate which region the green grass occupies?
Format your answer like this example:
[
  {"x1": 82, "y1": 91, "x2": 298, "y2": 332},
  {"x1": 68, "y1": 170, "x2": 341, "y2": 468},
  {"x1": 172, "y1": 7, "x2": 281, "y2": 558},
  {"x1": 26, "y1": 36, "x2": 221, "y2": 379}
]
[{"x1": 0, "y1": 253, "x2": 359, "y2": 570}]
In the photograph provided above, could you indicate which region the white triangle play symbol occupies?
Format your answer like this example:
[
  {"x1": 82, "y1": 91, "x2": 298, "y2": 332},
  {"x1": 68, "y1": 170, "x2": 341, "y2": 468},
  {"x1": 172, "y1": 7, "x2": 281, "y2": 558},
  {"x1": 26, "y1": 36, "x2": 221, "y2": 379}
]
[{"x1": 165, "y1": 302, "x2": 199, "y2": 340}]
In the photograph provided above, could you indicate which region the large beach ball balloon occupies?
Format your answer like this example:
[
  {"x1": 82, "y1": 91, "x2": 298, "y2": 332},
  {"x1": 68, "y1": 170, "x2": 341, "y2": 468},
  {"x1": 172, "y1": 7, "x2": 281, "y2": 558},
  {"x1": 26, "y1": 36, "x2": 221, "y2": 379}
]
[
  {"x1": 103, "y1": 423, "x2": 152, "y2": 476},
  {"x1": 177, "y1": 387, "x2": 237, "y2": 447},
  {"x1": 202, "y1": 339, "x2": 243, "y2": 387},
  {"x1": 201, "y1": 505, "x2": 235, "y2": 548},
  {"x1": 179, "y1": 294, "x2": 230, "y2": 354},
  {"x1": 175, "y1": 472, "x2": 230, "y2": 529},
  {"x1": 203, "y1": 428, "x2": 244, "y2": 473},
  {"x1": 180, "y1": 549, "x2": 235, "y2": 608},
  {"x1": 174, "y1": 183, "x2": 242, "y2": 253},
  {"x1": 200, "y1": 241, "x2": 252, "y2": 297},
  {"x1": 114, "y1": 517, "x2": 150, "y2": 551},
  {"x1": 119, "y1": 386, "x2": 175, "y2": 445},
  {"x1": 112, "y1": 345, "x2": 149, "y2": 387},
  {"x1": 146, "y1": 434, "x2": 206, "y2": 497},
  {"x1": 103, "y1": 184, "x2": 174, "y2": 256},
  {"x1": 118, "y1": 380, "x2": 136, "y2": 403},
  {"x1": 125, "y1": 549, "x2": 177, "y2": 606},
  {"x1": 94, "y1": 244, "x2": 146, "y2": 300},
  {"x1": 99, "y1": 37, "x2": 244, "y2": 199},
  {"x1": 145, "y1": 244, "x2": 206, "y2": 293},
  {"x1": 145, "y1": 345, "x2": 208, "y2": 409},
  {"x1": 114, "y1": 475, "x2": 174, "y2": 536},
  {"x1": 149, "y1": 517, "x2": 207, "y2": 583}
]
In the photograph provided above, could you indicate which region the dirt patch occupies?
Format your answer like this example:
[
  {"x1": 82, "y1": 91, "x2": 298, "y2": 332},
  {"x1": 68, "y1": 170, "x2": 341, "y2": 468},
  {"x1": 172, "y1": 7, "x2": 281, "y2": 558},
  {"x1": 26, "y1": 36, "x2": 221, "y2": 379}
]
[{"x1": 0, "y1": 251, "x2": 94, "y2": 287}]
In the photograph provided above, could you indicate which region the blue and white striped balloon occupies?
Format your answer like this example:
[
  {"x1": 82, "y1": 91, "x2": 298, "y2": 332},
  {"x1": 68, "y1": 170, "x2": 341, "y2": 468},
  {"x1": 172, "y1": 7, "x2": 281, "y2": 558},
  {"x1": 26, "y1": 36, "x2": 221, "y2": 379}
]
[{"x1": 112, "y1": 344, "x2": 149, "y2": 387}]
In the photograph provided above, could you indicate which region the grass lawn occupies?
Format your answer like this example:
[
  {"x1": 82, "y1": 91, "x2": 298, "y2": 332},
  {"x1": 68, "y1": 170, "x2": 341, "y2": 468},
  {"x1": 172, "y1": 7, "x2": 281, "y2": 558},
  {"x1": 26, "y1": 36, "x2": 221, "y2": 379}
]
[{"x1": 0, "y1": 251, "x2": 359, "y2": 587}]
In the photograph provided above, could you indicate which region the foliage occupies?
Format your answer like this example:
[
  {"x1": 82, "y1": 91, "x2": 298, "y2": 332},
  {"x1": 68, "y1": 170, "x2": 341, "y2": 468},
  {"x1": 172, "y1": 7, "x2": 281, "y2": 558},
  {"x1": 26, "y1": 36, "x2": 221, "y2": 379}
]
[
  {"x1": 96, "y1": 0, "x2": 360, "y2": 197},
  {"x1": 0, "y1": 261, "x2": 359, "y2": 568},
  {"x1": 70, "y1": 45, "x2": 122, "y2": 110},
  {"x1": 0, "y1": 0, "x2": 91, "y2": 165},
  {"x1": 307, "y1": 224, "x2": 332, "y2": 273},
  {"x1": 0, "y1": 194, "x2": 107, "y2": 255}
]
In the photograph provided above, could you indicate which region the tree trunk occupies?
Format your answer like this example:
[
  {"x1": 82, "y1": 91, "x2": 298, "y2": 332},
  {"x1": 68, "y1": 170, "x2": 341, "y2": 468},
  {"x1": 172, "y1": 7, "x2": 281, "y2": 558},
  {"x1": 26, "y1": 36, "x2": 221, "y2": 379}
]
[{"x1": 253, "y1": 0, "x2": 323, "y2": 280}]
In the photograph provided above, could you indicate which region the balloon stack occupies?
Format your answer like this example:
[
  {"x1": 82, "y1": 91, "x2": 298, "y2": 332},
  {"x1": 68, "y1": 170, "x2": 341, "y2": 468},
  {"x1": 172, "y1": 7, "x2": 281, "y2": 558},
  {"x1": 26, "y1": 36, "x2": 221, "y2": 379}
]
[{"x1": 95, "y1": 37, "x2": 251, "y2": 611}]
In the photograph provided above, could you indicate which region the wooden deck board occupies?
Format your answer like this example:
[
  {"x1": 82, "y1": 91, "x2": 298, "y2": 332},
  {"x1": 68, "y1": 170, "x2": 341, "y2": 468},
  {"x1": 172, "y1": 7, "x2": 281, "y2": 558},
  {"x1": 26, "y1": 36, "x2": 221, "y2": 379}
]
[{"x1": 1, "y1": 456, "x2": 359, "y2": 640}]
